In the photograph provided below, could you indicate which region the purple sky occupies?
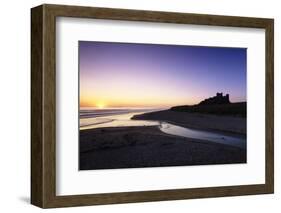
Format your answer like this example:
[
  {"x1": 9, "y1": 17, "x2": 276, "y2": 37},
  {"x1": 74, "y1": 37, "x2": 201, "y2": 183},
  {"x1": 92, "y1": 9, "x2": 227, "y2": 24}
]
[{"x1": 79, "y1": 41, "x2": 246, "y2": 108}]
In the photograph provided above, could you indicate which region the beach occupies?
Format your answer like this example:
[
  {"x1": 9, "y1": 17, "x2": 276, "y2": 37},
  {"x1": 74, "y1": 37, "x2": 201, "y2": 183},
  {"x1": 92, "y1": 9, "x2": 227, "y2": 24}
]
[
  {"x1": 79, "y1": 107, "x2": 247, "y2": 170},
  {"x1": 132, "y1": 109, "x2": 246, "y2": 135},
  {"x1": 80, "y1": 125, "x2": 246, "y2": 170}
]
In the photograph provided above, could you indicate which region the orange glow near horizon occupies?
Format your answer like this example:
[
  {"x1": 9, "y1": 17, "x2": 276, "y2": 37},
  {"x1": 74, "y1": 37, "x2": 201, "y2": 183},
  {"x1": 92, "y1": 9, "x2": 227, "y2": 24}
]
[
  {"x1": 80, "y1": 93, "x2": 202, "y2": 108},
  {"x1": 79, "y1": 72, "x2": 205, "y2": 108}
]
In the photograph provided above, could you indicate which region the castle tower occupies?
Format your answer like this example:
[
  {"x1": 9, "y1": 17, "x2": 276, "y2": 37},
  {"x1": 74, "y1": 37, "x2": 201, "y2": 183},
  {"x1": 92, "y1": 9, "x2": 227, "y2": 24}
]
[
  {"x1": 216, "y1": 92, "x2": 223, "y2": 97},
  {"x1": 225, "y1": 94, "x2": 229, "y2": 102}
]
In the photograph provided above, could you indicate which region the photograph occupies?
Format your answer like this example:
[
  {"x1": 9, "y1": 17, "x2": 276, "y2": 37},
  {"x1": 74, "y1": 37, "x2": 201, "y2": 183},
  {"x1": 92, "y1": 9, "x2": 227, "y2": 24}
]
[{"x1": 79, "y1": 41, "x2": 247, "y2": 170}]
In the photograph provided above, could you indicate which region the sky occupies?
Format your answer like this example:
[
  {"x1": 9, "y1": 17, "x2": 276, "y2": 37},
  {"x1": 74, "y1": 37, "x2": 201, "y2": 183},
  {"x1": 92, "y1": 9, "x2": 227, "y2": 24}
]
[{"x1": 79, "y1": 41, "x2": 246, "y2": 108}]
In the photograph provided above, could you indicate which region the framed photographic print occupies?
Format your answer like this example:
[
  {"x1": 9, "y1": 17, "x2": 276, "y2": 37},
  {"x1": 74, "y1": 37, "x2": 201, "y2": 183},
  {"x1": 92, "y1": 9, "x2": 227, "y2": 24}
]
[{"x1": 31, "y1": 4, "x2": 274, "y2": 208}]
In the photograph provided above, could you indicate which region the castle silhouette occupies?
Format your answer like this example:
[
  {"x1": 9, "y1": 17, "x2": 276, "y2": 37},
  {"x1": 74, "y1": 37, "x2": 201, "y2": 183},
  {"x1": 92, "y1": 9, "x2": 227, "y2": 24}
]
[{"x1": 199, "y1": 93, "x2": 230, "y2": 105}]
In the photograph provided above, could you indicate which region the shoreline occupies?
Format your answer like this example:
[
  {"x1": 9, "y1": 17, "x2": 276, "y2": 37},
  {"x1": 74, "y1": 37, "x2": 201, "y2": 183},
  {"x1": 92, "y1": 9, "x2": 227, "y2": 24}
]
[{"x1": 80, "y1": 126, "x2": 246, "y2": 170}]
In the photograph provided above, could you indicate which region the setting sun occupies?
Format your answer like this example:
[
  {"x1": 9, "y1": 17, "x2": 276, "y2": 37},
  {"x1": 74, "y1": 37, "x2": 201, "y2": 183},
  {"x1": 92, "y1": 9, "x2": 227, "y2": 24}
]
[{"x1": 96, "y1": 102, "x2": 106, "y2": 109}]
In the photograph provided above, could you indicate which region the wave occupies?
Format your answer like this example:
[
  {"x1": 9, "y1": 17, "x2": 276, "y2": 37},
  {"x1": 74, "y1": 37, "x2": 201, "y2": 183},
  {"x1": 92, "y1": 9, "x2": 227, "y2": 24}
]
[
  {"x1": 80, "y1": 108, "x2": 163, "y2": 119},
  {"x1": 80, "y1": 118, "x2": 115, "y2": 127}
]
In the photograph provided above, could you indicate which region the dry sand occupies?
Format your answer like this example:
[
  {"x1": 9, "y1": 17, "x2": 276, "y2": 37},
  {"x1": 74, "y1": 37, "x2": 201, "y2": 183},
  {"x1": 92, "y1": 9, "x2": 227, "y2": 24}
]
[{"x1": 80, "y1": 126, "x2": 246, "y2": 170}]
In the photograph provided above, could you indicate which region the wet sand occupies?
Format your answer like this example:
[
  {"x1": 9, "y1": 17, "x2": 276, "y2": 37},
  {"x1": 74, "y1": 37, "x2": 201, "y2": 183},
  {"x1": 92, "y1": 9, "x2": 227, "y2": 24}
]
[
  {"x1": 132, "y1": 110, "x2": 246, "y2": 135},
  {"x1": 80, "y1": 126, "x2": 246, "y2": 170}
]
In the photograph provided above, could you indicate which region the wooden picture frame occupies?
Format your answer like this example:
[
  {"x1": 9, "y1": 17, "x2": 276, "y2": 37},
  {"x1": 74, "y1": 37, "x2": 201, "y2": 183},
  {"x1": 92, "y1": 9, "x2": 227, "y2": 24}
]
[{"x1": 31, "y1": 4, "x2": 274, "y2": 208}]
